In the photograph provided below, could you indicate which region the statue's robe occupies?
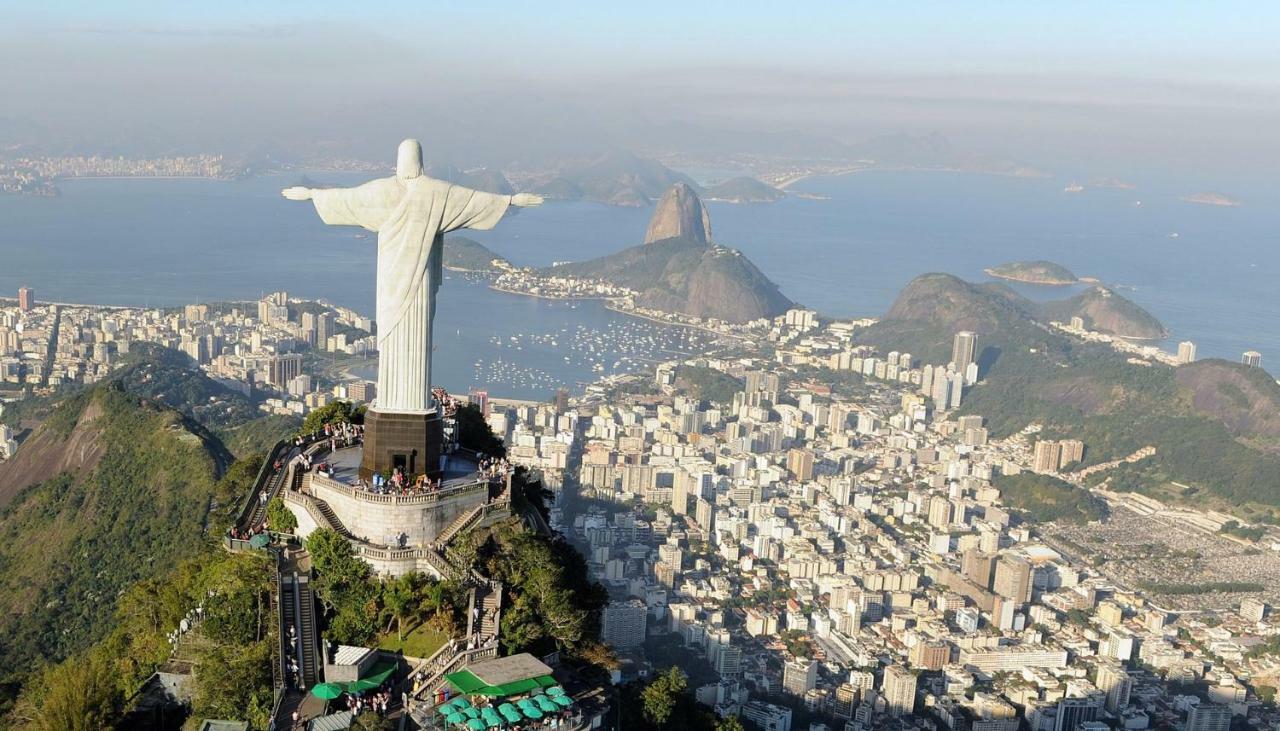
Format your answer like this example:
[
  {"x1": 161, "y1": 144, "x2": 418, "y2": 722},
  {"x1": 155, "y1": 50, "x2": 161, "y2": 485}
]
[{"x1": 311, "y1": 177, "x2": 510, "y2": 413}]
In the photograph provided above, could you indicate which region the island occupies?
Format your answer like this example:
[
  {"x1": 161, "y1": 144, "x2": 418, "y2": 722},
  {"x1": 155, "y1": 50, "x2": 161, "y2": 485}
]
[
  {"x1": 1180, "y1": 191, "x2": 1241, "y2": 207},
  {"x1": 984, "y1": 260, "x2": 1079, "y2": 285}
]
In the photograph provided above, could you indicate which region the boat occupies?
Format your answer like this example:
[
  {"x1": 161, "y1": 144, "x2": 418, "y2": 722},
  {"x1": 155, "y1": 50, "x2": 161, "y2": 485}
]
[{"x1": 1064, "y1": 181, "x2": 1084, "y2": 193}]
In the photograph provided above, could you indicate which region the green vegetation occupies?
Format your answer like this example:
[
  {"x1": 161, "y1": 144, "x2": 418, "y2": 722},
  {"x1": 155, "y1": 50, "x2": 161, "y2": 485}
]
[
  {"x1": 266, "y1": 497, "x2": 298, "y2": 533},
  {"x1": 985, "y1": 260, "x2": 1078, "y2": 285},
  {"x1": 300, "y1": 399, "x2": 364, "y2": 436},
  {"x1": 376, "y1": 622, "x2": 450, "y2": 659},
  {"x1": 1220, "y1": 520, "x2": 1266, "y2": 542},
  {"x1": 1138, "y1": 581, "x2": 1265, "y2": 595},
  {"x1": 444, "y1": 236, "x2": 510, "y2": 273},
  {"x1": 306, "y1": 529, "x2": 467, "y2": 650},
  {"x1": 0, "y1": 385, "x2": 258, "y2": 714},
  {"x1": 479, "y1": 521, "x2": 609, "y2": 660},
  {"x1": 455, "y1": 403, "x2": 506, "y2": 457},
  {"x1": 993, "y1": 472, "x2": 1105, "y2": 525},
  {"x1": 9, "y1": 550, "x2": 276, "y2": 729},
  {"x1": 548, "y1": 235, "x2": 792, "y2": 323},
  {"x1": 862, "y1": 273, "x2": 1280, "y2": 511},
  {"x1": 619, "y1": 667, "x2": 727, "y2": 731},
  {"x1": 215, "y1": 414, "x2": 300, "y2": 458},
  {"x1": 704, "y1": 176, "x2": 784, "y2": 203},
  {"x1": 674, "y1": 365, "x2": 743, "y2": 405}
]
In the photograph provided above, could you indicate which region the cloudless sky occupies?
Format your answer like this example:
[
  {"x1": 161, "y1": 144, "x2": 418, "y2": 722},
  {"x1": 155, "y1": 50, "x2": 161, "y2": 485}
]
[
  {"x1": 3, "y1": 1, "x2": 1278, "y2": 174},
  {"x1": 10, "y1": 1, "x2": 1279, "y2": 84}
]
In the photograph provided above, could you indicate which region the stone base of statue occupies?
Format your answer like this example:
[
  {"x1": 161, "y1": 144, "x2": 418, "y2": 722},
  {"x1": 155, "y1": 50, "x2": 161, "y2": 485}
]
[{"x1": 360, "y1": 408, "x2": 443, "y2": 481}]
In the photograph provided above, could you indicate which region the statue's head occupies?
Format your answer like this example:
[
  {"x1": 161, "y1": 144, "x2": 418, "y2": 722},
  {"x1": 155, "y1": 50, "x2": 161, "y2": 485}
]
[{"x1": 396, "y1": 139, "x2": 423, "y2": 180}]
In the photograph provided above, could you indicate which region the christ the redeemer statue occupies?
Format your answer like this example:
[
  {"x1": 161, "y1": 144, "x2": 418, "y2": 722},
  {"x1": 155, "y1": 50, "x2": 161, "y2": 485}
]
[{"x1": 283, "y1": 139, "x2": 541, "y2": 415}]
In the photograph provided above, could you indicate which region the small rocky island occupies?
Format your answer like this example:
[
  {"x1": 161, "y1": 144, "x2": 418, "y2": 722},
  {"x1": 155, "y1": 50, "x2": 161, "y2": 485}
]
[
  {"x1": 984, "y1": 260, "x2": 1079, "y2": 285},
  {"x1": 1180, "y1": 191, "x2": 1241, "y2": 207}
]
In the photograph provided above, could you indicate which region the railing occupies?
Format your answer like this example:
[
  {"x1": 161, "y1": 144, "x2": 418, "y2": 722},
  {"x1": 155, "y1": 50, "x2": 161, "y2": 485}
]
[
  {"x1": 232, "y1": 439, "x2": 288, "y2": 530},
  {"x1": 309, "y1": 472, "x2": 491, "y2": 507}
]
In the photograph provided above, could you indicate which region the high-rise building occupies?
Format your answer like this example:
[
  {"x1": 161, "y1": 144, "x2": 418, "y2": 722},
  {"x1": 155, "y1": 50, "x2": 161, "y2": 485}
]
[
  {"x1": 1058, "y1": 439, "x2": 1085, "y2": 468},
  {"x1": 268, "y1": 353, "x2": 303, "y2": 388},
  {"x1": 1186, "y1": 703, "x2": 1231, "y2": 731},
  {"x1": 601, "y1": 600, "x2": 647, "y2": 648},
  {"x1": 952, "y1": 331, "x2": 977, "y2": 375},
  {"x1": 962, "y1": 549, "x2": 995, "y2": 588},
  {"x1": 1240, "y1": 597, "x2": 1269, "y2": 623},
  {"x1": 17, "y1": 287, "x2": 33, "y2": 312},
  {"x1": 928, "y1": 496, "x2": 954, "y2": 530},
  {"x1": 1096, "y1": 661, "x2": 1132, "y2": 713},
  {"x1": 1054, "y1": 694, "x2": 1103, "y2": 731},
  {"x1": 787, "y1": 448, "x2": 815, "y2": 481},
  {"x1": 1033, "y1": 440, "x2": 1064, "y2": 474},
  {"x1": 1242, "y1": 350, "x2": 1263, "y2": 368},
  {"x1": 782, "y1": 657, "x2": 817, "y2": 696},
  {"x1": 993, "y1": 554, "x2": 1032, "y2": 603},
  {"x1": 1177, "y1": 341, "x2": 1197, "y2": 364},
  {"x1": 882, "y1": 665, "x2": 917, "y2": 717}
]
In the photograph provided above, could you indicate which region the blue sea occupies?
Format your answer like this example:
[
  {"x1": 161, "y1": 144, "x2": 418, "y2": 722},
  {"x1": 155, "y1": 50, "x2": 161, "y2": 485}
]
[{"x1": 0, "y1": 169, "x2": 1275, "y2": 398}]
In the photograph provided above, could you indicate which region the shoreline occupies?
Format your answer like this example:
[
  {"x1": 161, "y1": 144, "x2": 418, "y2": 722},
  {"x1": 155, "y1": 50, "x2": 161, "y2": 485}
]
[
  {"x1": 776, "y1": 163, "x2": 1052, "y2": 191},
  {"x1": 983, "y1": 268, "x2": 1079, "y2": 286}
]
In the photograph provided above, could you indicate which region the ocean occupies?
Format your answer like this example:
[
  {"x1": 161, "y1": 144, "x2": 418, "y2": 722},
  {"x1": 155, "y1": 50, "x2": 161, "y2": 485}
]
[{"x1": 0, "y1": 168, "x2": 1274, "y2": 399}]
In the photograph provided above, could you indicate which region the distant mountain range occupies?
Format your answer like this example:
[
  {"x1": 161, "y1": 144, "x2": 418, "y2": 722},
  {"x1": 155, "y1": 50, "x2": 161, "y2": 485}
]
[
  {"x1": 531, "y1": 151, "x2": 701, "y2": 207},
  {"x1": 860, "y1": 273, "x2": 1280, "y2": 513},
  {"x1": 545, "y1": 184, "x2": 793, "y2": 322}
]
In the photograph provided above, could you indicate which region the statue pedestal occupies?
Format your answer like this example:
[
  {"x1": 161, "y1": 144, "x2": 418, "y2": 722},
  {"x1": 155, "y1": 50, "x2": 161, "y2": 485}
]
[{"x1": 360, "y1": 408, "x2": 442, "y2": 481}]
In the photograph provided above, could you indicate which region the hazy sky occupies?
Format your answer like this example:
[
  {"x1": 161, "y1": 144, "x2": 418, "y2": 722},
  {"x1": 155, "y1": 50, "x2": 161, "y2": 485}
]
[{"x1": 4, "y1": 2, "x2": 1278, "y2": 176}]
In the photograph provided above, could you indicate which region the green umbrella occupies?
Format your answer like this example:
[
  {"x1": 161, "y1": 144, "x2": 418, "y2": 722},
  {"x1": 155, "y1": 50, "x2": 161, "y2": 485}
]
[
  {"x1": 467, "y1": 719, "x2": 486, "y2": 731},
  {"x1": 536, "y1": 696, "x2": 558, "y2": 713},
  {"x1": 463, "y1": 707, "x2": 480, "y2": 720},
  {"x1": 547, "y1": 686, "x2": 566, "y2": 696},
  {"x1": 484, "y1": 715, "x2": 503, "y2": 728},
  {"x1": 521, "y1": 706, "x2": 544, "y2": 720},
  {"x1": 311, "y1": 682, "x2": 344, "y2": 699},
  {"x1": 451, "y1": 698, "x2": 472, "y2": 710},
  {"x1": 445, "y1": 712, "x2": 466, "y2": 725},
  {"x1": 551, "y1": 694, "x2": 573, "y2": 708},
  {"x1": 437, "y1": 706, "x2": 456, "y2": 716},
  {"x1": 249, "y1": 533, "x2": 270, "y2": 548},
  {"x1": 348, "y1": 678, "x2": 381, "y2": 692}
]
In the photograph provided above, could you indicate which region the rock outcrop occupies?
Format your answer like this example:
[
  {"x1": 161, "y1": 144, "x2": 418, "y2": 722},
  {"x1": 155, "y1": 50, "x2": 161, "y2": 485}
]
[{"x1": 645, "y1": 182, "x2": 712, "y2": 244}]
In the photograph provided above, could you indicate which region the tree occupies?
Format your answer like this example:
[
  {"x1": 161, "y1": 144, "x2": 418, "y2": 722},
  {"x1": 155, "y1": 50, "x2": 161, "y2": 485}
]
[
  {"x1": 642, "y1": 667, "x2": 687, "y2": 727},
  {"x1": 716, "y1": 717, "x2": 745, "y2": 731},
  {"x1": 11, "y1": 655, "x2": 120, "y2": 731},
  {"x1": 266, "y1": 497, "x2": 298, "y2": 534},
  {"x1": 381, "y1": 574, "x2": 422, "y2": 641},
  {"x1": 300, "y1": 400, "x2": 363, "y2": 435}
]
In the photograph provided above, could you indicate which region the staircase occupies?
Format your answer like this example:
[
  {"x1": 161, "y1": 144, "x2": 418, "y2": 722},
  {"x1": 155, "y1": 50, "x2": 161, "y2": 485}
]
[
  {"x1": 436, "y1": 504, "x2": 485, "y2": 547},
  {"x1": 420, "y1": 547, "x2": 456, "y2": 580},
  {"x1": 313, "y1": 499, "x2": 351, "y2": 538},
  {"x1": 478, "y1": 584, "x2": 501, "y2": 641}
]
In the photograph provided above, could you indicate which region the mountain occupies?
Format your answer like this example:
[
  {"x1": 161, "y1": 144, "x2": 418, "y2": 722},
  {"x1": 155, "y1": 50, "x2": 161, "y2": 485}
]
[
  {"x1": 546, "y1": 184, "x2": 793, "y2": 322},
  {"x1": 860, "y1": 273, "x2": 1280, "y2": 513},
  {"x1": 444, "y1": 235, "x2": 511, "y2": 273},
  {"x1": 645, "y1": 182, "x2": 712, "y2": 244},
  {"x1": 425, "y1": 164, "x2": 515, "y2": 195},
  {"x1": 985, "y1": 260, "x2": 1078, "y2": 285},
  {"x1": 1175, "y1": 359, "x2": 1280, "y2": 449},
  {"x1": 0, "y1": 379, "x2": 250, "y2": 708},
  {"x1": 1040, "y1": 286, "x2": 1168, "y2": 339},
  {"x1": 704, "y1": 176, "x2": 785, "y2": 203},
  {"x1": 532, "y1": 151, "x2": 700, "y2": 206}
]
